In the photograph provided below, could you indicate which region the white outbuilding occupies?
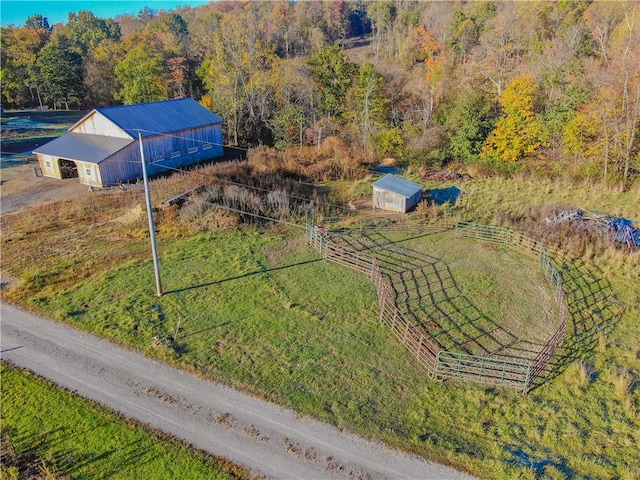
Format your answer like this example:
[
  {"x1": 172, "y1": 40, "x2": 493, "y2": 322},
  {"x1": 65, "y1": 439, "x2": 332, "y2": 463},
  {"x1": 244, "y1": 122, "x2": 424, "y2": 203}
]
[{"x1": 372, "y1": 174, "x2": 423, "y2": 213}]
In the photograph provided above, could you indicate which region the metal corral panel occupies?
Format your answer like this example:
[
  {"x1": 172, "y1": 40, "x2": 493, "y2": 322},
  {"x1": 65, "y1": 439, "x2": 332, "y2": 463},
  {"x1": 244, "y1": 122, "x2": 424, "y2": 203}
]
[
  {"x1": 33, "y1": 133, "x2": 133, "y2": 163},
  {"x1": 372, "y1": 174, "x2": 423, "y2": 212}
]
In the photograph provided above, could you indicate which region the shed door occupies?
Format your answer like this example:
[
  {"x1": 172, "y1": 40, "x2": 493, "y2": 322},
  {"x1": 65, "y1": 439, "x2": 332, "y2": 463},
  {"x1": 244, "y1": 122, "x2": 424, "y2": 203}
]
[{"x1": 385, "y1": 194, "x2": 401, "y2": 211}]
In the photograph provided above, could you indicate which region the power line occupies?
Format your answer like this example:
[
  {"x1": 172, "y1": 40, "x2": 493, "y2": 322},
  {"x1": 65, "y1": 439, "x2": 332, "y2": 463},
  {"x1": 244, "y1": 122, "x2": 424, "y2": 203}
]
[
  {"x1": 124, "y1": 128, "x2": 250, "y2": 152},
  {"x1": 66, "y1": 153, "x2": 351, "y2": 214},
  {"x1": 31, "y1": 125, "x2": 354, "y2": 213}
]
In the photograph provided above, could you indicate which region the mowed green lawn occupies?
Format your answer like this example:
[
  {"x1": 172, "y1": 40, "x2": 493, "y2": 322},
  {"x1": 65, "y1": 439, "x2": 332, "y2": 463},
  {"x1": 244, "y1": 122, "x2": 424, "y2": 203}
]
[
  {"x1": 329, "y1": 229, "x2": 560, "y2": 359},
  {"x1": 0, "y1": 363, "x2": 244, "y2": 479},
  {"x1": 34, "y1": 230, "x2": 428, "y2": 434},
  {"x1": 2, "y1": 176, "x2": 639, "y2": 479}
]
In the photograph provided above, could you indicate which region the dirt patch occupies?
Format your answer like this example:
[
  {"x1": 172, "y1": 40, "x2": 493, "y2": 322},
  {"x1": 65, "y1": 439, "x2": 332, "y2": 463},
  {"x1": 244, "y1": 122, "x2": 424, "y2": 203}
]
[
  {"x1": 111, "y1": 205, "x2": 143, "y2": 225},
  {"x1": 1, "y1": 110, "x2": 89, "y2": 215},
  {"x1": 0, "y1": 271, "x2": 18, "y2": 291},
  {"x1": 1, "y1": 163, "x2": 90, "y2": 215}
]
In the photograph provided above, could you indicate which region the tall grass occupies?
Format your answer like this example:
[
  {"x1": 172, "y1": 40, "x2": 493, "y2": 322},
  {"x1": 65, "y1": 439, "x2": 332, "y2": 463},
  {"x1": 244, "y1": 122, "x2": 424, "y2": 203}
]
[{"x1": 248, "y1": 137, "x2": 367, "y2": 181}]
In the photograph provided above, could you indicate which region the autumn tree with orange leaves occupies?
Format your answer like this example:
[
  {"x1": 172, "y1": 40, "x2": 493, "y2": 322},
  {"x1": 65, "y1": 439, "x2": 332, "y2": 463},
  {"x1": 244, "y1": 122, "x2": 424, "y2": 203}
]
[{"x1": 414, "y1": 25, "x2": 444, "y2": 126}]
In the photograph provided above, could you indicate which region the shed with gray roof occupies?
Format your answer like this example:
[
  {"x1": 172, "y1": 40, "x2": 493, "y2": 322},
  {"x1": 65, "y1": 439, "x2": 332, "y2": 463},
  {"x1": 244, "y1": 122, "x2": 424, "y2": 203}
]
[
  {"x1": 33, "y1": 98, "x2": 224, "y2": 188},
  {"x1": 372, "y1": 174, "x2": 423, "y2": 212}
]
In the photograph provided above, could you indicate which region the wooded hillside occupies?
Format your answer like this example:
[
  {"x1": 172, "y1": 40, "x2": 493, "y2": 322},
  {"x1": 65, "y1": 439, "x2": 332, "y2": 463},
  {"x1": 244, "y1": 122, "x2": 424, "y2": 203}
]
[{"x1": 2, "y1": 1, "x2": 638, "y2": 185}]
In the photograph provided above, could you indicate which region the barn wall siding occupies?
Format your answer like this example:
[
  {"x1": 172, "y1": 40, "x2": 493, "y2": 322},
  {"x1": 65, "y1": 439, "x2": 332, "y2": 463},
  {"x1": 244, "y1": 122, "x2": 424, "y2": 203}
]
[
  {"x1": 77, "y1": 161, "x2": 103, "y2": 187},
  {"x1": 71, "y1": 112, "x2": 130, "y2": 139},
  {"x1": 144, "y1": 125, "x2": 223, "y2": 177},
  {"x1": 38, "y1": 154, "x2": 61, "y2": 178},
  {"x1": 97, "y1": 124, "x2": 223, "y2": 187},
  {"x1": 407, "y1": 190, "x2": 421, "y2": 210},
  {"x1": 373, "y1": 188, "x2": 405, "y2": 212},
  {"x1": 98, "y1": 143, "x2": 144, "y2": 186},
  {"x1": 372, "y1": 187, "x2": 421, "y2": 213}
]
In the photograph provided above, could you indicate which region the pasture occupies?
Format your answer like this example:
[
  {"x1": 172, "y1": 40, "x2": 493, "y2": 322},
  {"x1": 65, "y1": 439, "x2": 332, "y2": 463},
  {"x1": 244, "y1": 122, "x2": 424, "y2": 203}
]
[
  {"x1": 0, "y1": 110, "x2": 85, "y2": 166},
  {"x1": 1, "y1": 166, "x2": 639, "y2": 478}
]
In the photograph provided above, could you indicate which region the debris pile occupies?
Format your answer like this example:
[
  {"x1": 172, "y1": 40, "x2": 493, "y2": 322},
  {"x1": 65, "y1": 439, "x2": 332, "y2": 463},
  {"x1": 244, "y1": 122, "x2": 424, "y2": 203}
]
[
  {"x1": 419, "y1": 168, "x2": 472, "y2": 182},
  {"x1": 546, "y1": 208, "x2": 639, "y2": 248},
  {"x1": 609, "y1": 217, "x2": 640, "y2": 248}
]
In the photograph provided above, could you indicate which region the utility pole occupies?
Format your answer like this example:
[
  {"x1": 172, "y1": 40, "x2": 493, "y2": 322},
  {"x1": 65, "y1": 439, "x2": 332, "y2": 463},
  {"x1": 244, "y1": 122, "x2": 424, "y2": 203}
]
[{"x1": 139, "y1": 131, "x2": 163, "y2": 297}]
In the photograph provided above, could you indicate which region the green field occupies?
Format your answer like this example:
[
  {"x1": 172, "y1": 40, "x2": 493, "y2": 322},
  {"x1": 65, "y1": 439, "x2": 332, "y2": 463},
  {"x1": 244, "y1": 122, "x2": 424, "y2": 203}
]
[
  {"x1": 0, "y1": 363, "x2": 245, "y2": 479},
  {"x1": 328, "y1": 229, "x2": 560, "y2": 360},
  {"x1": 1, "y1": 175, "x2": 639, "y2": 479}
]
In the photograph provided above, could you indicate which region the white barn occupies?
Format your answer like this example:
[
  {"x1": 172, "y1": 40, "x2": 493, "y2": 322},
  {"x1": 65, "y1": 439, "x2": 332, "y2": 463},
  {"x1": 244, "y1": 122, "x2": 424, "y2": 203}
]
[
  {"x1": 33, "y1": 98, "x2": 224, "y2": 188},
  {"x1": 372, "y1": 174, "x2": 423, "y2": 213}
]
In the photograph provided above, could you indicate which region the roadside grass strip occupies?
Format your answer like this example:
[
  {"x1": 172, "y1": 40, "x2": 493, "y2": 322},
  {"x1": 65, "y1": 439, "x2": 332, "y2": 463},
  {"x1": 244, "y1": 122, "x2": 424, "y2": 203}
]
[{"x1": 0, "y1": 363, "x2": 246, "y2": 480}]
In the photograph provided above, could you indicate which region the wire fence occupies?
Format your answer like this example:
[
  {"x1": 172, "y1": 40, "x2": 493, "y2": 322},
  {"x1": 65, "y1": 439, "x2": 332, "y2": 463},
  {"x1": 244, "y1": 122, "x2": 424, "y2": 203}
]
[{"x1": 305, "y1": 221, "x2": 569, "y2": 393}]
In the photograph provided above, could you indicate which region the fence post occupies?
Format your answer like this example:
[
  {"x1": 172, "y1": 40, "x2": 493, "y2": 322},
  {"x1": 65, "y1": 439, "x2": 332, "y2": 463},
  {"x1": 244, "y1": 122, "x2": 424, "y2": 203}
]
[
  {"x1": 321, "y1": 235, "x2": 327, "y2": 262},
  {"x1": 522, "y1": 365, "x2": 531, "y2": 393},
  {"x1": 304, "y1": 220, "x2": 567, "y2": 393},
  {"x1": 403, "y1": 318, "x2": 409, "y2": 343}
]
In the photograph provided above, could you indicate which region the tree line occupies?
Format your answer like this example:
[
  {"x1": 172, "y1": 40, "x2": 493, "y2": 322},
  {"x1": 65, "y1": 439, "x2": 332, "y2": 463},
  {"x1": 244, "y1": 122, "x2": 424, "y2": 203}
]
[{"x1": 1, "y1": 1, "x2": 638, "y2": 185}]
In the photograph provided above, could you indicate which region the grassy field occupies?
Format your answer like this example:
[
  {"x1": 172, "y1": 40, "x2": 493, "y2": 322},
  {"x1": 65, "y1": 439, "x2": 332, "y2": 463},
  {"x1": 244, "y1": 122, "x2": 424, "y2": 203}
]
[
  {"x1": 328, "y1": 229, "x2": 559, "y2": 360},
  {"x1": 449, "y1": 176, "x2": 640, "y2": 223},
  {"x1": 0, "y1": 363, "x2": 245, "y2": 480},
  {"x1": 1, "y1": 174, "x2": 639, "y2": 479}
]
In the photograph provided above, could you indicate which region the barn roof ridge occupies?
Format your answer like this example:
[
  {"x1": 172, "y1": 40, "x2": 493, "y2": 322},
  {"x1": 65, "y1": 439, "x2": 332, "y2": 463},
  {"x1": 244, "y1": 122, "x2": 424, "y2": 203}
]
[{"x1": 69, "y1": 98, "x2": 223, "y2": 139}]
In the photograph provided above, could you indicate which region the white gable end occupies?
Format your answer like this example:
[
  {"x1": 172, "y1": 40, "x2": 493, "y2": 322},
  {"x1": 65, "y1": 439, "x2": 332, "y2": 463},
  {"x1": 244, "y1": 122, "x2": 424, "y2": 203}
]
[{"x1": 70, "y1": 111, "x2": 132, "y2": 139}]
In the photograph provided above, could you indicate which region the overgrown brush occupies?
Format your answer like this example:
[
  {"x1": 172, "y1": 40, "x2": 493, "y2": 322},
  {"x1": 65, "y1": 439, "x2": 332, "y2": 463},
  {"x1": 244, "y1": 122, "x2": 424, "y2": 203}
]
[
  {"x1": 487, "y1": 204, "x2": 640, "y2": 265},
  {"x1": 151, "y1": 157, "x2": 350, "y2": 231},
  {"x1": 248, "y1": 137, "x2": 368, "y2": 182}
]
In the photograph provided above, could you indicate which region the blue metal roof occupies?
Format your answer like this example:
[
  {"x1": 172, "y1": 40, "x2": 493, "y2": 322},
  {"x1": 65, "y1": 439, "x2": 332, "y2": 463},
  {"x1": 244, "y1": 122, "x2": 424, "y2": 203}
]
[
  {"x1": 372, "y1": 174, "x2": 423, "y2": 198},
  {"x1": 81, "y1": 98, "x2": 223, "y2": 138},
  {"x1": 33, "y1": 132, "x2": 133, "y2": 163}
]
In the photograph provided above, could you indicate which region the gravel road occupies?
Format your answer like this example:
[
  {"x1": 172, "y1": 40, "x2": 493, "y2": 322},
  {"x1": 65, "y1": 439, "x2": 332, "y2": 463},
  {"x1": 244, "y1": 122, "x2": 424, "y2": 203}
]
[{"x1": 0, "y1": 302, "x2": 477, "y2": 480}]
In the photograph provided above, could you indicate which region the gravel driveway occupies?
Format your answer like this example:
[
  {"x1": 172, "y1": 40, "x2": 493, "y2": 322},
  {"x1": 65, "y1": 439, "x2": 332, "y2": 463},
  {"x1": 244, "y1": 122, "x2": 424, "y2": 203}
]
[{"x1": 0, "y1": 302, "x2": 477, "y2": 480}]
